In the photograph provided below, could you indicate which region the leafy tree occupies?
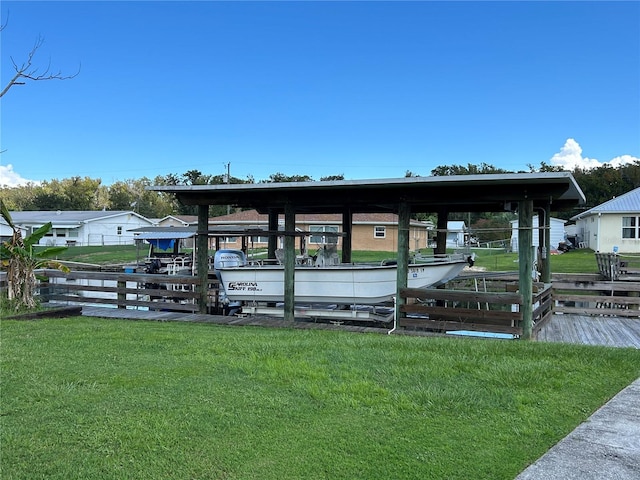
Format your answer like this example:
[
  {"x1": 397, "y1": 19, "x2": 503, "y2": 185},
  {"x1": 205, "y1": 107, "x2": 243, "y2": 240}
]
[
  {"x1": 528, "y1": 161, "x2": 564, "y2": 173},
  {"x1": 107, "y1": 181, "x2": 137, "y2": 211},
  {"x1": 183, "y1": 169, "x2": 213, "y2": 185},
  {"x1": 30, "y1": 177, "x2": 101, "y2": 211},
  {"x1": 64, "y1": 176, "x2": 102, "y2": 210},
  {"x1": 262, "y1": 173, "x2": 313, "y2": 183},
  {"x1": 572, "y1": 162, "x2": 640, "y2": 209},
  {"x1": 0, "y1": 182, "x2": 39, "y2": 210},
  {"x1": 0, "y1": 199, "x2": 69, "y2": 311},
  {"x1": 471, "y1": 214, "x2": 513, "y2": 244},
  {"x1": 431, "y1": 163, "x2": 510, "y2": 176},
  {"x1": 320, "y1": 175, "x2": 345, "y2": 181},
  {"x1": 32, "y1": 187, "x2": 68, "y2": 211},
  {"x1": 128, "y1": 177, "x2": 174, "y2": 218}
]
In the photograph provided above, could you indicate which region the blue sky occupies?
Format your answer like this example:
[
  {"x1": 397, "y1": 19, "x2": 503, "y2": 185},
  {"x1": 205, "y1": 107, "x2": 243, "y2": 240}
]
[{"x1": 1, "y1": 1, "x2": 639, "y2": 187}]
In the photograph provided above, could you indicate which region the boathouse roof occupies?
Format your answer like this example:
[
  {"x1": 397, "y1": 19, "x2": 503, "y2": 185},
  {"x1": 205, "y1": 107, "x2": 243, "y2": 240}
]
[{"x1": 149, "y1": 172, "x2": 585, "y2": 214}]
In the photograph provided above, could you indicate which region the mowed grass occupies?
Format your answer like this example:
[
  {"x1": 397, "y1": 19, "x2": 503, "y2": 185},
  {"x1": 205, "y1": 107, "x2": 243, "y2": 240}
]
[
  {"x1": 43, "y1": 244, "x2": 141, "y2": 265},
  {"x1": 470, "y1": 247, "x2": 599, "y2": 274},
  {"x1": 2, "y1": 318, "x2": 639, "y2": 479},
  {"x1": 46, "y1": 244, "x2": 601, "y2": 274}
]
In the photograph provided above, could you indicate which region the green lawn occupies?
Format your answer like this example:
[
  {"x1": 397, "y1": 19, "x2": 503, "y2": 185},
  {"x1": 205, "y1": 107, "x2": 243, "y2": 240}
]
[
  {"x1": 2, "y1": 318, "x2": 639, "y2": 479},
  {"x1": 470, "y1": 247, "x2": 599, "y2": 274},
  {"x1": 44, "y1": 244, "x2": 142, "y2": 265},
  {"x1": 50, "y1": 244, "x2": 601, "y2": 274}
]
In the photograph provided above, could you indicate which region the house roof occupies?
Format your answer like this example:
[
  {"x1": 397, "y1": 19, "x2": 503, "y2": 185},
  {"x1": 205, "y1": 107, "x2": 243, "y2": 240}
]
[
  {"x1": 134, "y1": 229, "x2": 197, "y2": 240},
  {"x1": 510, "y1": 216, "x2": 566, "y2": 225},
  {"x1": 447, "y1": 221, "x2": 466, "y2": 229},
  {"x1": 9, "y1": 210, "x2": 151, "y2": 226},
  {"x1": 571, "y1": 187, "x2": 640, "y2": 220},
  {"x1": 209, "y1": 210, "x2": 430, "y2": 227},
  {"x1": 158, "y1": 214, "x2": 199, "y2": 225},
  {"x1": 129, "y1": 224, "x2": 277, "y2": 237}
]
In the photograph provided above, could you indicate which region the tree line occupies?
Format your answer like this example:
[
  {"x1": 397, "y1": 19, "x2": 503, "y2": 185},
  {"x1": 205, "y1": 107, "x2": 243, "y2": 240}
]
[
  {"x1": 2, "y1": 162, "x2": 639, "y2": 243},
  {"x1": 0, "y1": 170, "x2": 347, "y2": 219}
]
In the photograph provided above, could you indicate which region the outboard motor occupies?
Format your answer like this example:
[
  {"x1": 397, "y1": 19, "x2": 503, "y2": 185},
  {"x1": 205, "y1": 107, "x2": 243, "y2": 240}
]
[
  {"x1": 213, "y1": 249, "x2": 247, "y2": 276},
  {"x1": 466, "y1": 253, "x2": 476, "y2": 267},
  {"x1": 145, "y1": 258, "x2": 162, "y2": 274},
  {"x1": 213, "y1": 249, "x2": 247, "y2": 315}
]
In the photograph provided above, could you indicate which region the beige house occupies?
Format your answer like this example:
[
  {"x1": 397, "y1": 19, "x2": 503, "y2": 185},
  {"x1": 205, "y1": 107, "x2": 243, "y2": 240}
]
[
  {"x1": 571, "y1": 187, "x2": 640, "y2": 253},
  {"x1": 208, "y1": 209, "x2": 433, "y2": 252},
  {"x1": 156, "y1": 215, "x2": 199, "y2": 228}
]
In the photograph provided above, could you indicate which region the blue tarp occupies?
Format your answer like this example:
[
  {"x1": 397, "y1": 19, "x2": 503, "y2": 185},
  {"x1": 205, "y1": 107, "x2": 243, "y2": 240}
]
[{"x1": 148, "y1": 238, "x2": 175, "y2": 251}]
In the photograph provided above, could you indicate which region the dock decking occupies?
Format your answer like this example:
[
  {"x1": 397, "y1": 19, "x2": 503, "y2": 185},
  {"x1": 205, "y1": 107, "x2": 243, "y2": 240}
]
[
  {"x1": 78, "y1": 306, "x2": 640, "y2": 348},
  {"x1": 536, "y1": 314, "x2": 640, "y2": 348}
]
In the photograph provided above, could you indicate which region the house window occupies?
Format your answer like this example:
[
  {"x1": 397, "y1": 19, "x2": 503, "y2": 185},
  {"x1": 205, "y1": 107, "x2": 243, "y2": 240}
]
[
  {"x1": 117, "y1": 226, "x2": 123, "y2": 235},
  {"x1": 374, "y1": 226, "x2": 386, "y2": 238},
  {"x1": 622, "y1": 216, "x2": 639, "y2": 239},
  {"x1": 310, "y1": 225, "x2": 339, "y2": 245}
]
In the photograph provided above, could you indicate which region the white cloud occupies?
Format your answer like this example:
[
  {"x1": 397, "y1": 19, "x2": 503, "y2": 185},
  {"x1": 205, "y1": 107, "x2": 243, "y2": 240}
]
[
  {"x1": 0, "y1": 164, "x2": 41, "y2": 187},
  {"x1": 550, "y1": 138, "x2": 640, "y2": 170},
  {"x1": 608, "y1": 154, "x2": 639, "y2": 168}
]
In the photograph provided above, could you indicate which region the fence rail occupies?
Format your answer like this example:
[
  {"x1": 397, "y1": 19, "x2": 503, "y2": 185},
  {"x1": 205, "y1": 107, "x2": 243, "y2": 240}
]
[
  {"x1": 37, "y1": 269, "x2": 218, "y2": 313},
  {"x1": 398, "y1": 284, "x2": 553, "y2": 336},
  {"x1": 595, "y1": 253, "x2": 640, "y2": 280},
  {"x1": 2, "y1": 269, "x2": 638, "y2": 336},
  {"x1": 552, "y1": 272, "x2": 640, "y2": 317}
]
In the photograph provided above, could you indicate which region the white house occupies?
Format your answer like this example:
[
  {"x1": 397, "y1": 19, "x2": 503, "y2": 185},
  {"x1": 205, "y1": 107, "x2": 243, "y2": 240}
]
[
  {"x1": 0, "y1": 218, "x2": 27, "y2": 243},
  {"x1": 510, "y1": 216, "x2": 567, "y2": 253},
  {"x1": 446, "y1": 221, "x2": 467, "y2": 248},
  {"x1": 9, "y1": 210, "x2": 155, "y2": 246},
  {"x1": 570, "y1": 187, "x2": 640, "y2": 253}
]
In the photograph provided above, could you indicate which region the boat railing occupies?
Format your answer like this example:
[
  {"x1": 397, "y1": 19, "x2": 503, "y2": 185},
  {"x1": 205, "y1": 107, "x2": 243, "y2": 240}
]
[
  {"x1": 412, "y1": 252, "x2": 468, "y2": 264},
  {"x1": 166, "y1": 256, "x2": 192, "y2": 275}
]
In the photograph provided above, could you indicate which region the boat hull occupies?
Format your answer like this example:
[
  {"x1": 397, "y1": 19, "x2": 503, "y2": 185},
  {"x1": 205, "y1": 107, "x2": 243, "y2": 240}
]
[{"x1": 218, "y1": 258, "x2": 467, "y2": 305}]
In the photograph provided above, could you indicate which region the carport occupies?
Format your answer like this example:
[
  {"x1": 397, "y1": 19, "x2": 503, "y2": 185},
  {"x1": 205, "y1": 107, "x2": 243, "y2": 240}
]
[{"x1": 150, "y1": 172, "x2": 585, "y2": 338}]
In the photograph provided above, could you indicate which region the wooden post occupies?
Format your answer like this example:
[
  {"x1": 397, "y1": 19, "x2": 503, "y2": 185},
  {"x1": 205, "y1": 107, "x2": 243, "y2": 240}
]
[
  {"x1": 117, "y1": 279, "x2": 126, "y2": 309},
  {"x1": 435, "y1": 209, "x2": 448, "y2": 255},
  {"x1": 268, "y1": 210, "x2": 278, "y2": 260},
  {"x1": 283, "y1": 202, "x2": 296, "y2": 322},
  {"x1": 395, "y1": 202, "x2": 410, "y2": 323},
  {"x1": 39, "y1": 274, "x2": 50, "y2": 303},
  {"x1": 540, "y1": 203, "x2": 552, "y2": 283},
  {"x1": 341, "y1": 208, "x2": 353, "y2": 264},
  {"x1": 519, "y1": 199, "x2": 534, "y2": 339},
  {"x1": 197, "y1": 205, "x2": 209, "y2": 314}
]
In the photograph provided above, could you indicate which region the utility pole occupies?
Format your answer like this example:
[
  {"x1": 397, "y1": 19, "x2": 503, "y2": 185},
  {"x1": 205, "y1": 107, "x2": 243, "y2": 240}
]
[{"x1": 224, "y1": 162, "x2": 231, "y2": 215}]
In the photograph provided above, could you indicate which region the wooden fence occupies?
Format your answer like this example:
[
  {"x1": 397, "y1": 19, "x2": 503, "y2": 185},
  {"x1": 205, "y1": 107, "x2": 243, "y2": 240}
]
[
  {"x1": 3, "y1": 269, "x2": 639, "y2": 337},
  {"x1": 595, "y1": 253, "x2": 640, "y2": 280},
  {"x1": 37, "y1": 269, "x2": 219, "y2": 313},
  {"x1": 398, "y1": 282, "x2": 553, "y2": 337},
  {"x1": 552, "y1": 273, "x2": 640, "y2": 317}
]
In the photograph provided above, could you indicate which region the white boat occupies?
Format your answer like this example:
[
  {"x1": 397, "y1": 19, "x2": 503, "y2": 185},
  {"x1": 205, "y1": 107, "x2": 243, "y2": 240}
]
[{"x1": 216, "y1": 252, "x2": 469, "y2": 305}]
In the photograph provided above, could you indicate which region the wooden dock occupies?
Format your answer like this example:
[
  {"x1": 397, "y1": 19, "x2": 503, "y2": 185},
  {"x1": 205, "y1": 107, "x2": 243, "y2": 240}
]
[
  {"x1": 79, "y1": 305, "x2": 395, "y2": 335},
  {"x1": 536, "y1": 314, "x2": 640, "y2": 348},
  {"x1": 78, "y1": 306, "x2": 640, "y2": 348}
]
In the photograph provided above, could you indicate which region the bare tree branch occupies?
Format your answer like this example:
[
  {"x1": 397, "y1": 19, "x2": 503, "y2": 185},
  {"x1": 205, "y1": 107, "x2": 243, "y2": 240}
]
[
  {"x1": 0, "y1": 35, "x2": 80, "y2": 98},
  {"x1": 0, "y1": 10, "x2": 8, "y2": 32}
]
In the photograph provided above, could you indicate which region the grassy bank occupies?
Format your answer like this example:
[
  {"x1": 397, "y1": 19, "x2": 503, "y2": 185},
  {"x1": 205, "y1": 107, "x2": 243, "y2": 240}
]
[{"x1": 2, "y1": 318, "x2": 639, "y2": 479}]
